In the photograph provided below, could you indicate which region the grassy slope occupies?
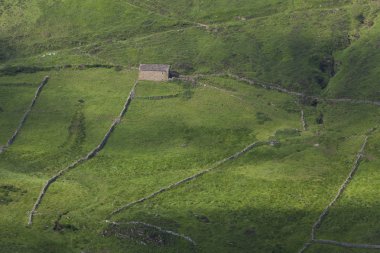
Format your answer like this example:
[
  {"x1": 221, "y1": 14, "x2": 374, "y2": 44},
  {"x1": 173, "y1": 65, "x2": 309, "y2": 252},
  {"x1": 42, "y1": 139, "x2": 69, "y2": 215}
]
[
  {"x1": 0, "y1": 74, "x2": 44, "y2": 144},
  {"x1": 32, "y1": 77, "x2": 300, "y2": 252},
  {"x1": 0, "y1": 68, "x2": 137, "y2": 252},
  {"x1": 0, "y1": 72, "x2": 378, "y2": 252},
  {"x1": 0, "y1": 0, "x2": 379, "y2": 98},
  {"x1": 325, "y1": 6, "x2": 380, "y2": 100},
  {"x1": 0, "y1": 1, "x2": 380, "y2": 252},
  {"x1": 317, "y1": 131, "x2": 380, "y2": 244}
]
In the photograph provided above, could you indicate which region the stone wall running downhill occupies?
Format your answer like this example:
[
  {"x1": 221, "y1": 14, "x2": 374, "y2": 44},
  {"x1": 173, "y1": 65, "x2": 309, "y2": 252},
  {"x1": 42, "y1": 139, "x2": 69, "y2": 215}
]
[
  {"x1": 310, "y1": 135, "x2": 369, "y2": 240},
  {"x1": 27, "y1": 81, "x2": 138, "y2": 226},
  {"x1": 298, "y1": 129, "x2": 380, "y2": 253},
  {"x1": 108, "y1": 140, "x2": 279, "y2": 219},
  {"x1": 0, "y1": 76, "x2": 49, "y2": 154}
]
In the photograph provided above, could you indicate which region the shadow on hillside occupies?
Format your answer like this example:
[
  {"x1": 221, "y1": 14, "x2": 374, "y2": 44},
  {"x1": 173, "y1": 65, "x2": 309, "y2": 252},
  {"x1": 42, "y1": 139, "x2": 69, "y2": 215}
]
[
  {"x1": 1, "y1": 198, "x2": 380, "y2": 253},
  {"x1": 107, "y1": 205, "x2": 380, "y2": 253},
  {"x1": 0, "y1": 38, "x2": 16, "y2": 63}
]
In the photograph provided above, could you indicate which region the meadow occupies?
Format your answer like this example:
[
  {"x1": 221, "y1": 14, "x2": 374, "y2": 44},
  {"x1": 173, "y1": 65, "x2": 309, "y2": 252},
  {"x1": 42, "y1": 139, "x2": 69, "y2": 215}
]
[{"x1": 1, "y1": 0, "x2": 380, "y2": 252}]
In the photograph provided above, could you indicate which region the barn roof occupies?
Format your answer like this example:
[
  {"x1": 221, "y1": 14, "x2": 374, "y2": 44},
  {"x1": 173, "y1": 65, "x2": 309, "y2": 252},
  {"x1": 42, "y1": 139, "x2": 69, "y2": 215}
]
[{"x1": 139, "y1": 64, "x2": 170, "y2": 72}]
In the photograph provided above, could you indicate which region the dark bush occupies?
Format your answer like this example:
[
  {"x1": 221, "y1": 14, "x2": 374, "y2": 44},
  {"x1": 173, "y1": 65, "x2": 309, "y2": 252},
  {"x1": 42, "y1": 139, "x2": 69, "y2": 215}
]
[
  {"x1": 256, "y1": 112, "x2": 272, "y2": 124},
  {"x1": 316, "y1": 112, "x2": 324, "y2": 124},
  {"x1": 169, "y1": 70, "x2": 180, "y2": 78}
]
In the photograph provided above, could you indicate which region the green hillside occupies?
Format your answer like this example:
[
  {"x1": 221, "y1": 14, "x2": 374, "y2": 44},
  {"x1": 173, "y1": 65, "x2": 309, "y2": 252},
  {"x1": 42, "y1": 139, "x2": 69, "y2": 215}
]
[
  {"x1": 0, "y1": 0, "x2": 379, "y2": 98},
  {"x1": 0, "y1": 1, "x2": 380, "y2": 253}
]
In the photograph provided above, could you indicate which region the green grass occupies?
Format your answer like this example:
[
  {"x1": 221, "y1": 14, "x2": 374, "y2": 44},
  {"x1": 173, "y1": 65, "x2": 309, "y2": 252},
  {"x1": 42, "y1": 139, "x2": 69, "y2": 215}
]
[
  {"x1": 0, "y1": 71, "x2": 378, "y2": 252},
  {"x1": 0, "y1": 74, "x2": 44, "y2": 144},
  {"x1": 316, "y1": 131, "x2": 380, "y2": 244},
  {"x1": 1, "y1": 1, "x2": 380, "y2": 252},
  {"x1": 1, "y1": 1, "x2": 379, "y2": 98}
]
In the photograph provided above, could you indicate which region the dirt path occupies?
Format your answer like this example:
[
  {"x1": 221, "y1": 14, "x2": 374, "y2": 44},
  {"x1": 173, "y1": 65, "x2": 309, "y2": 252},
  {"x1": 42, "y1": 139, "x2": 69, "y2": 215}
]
[
  {"x1": 107, "y1": 140, "x2": 279, "y2": 219},
  {"x1": 0, "y1": 76, "x2": 49, "y2": 154},
  {"x1": 298, "y1": 130, "x2": 380, "y2": 252},
  {"x1": 27, "y1": 81, "x2": 138, "y2": 226}
]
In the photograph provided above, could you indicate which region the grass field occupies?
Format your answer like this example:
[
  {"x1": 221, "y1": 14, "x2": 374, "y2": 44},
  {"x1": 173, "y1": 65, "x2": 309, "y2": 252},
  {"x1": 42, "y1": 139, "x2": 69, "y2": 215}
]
[
  {"x1": 0, "y1": 69, "x2": 379, "y2": 252},
  {"x1": 1, "y1": 1, "x2": 380, "y2": 98},
  {"x1": 1, "y1": 0, "x2": 380, "y2": 252}
]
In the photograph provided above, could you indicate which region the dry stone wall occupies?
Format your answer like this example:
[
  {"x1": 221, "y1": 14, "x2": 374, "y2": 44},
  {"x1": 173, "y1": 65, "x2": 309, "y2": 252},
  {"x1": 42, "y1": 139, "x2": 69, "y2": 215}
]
[
  {"x1": 0, "y1": 76, "x2": 49, "y2": 154},
  {"x1": 108, "y1": 140, "x2": 279, "y2": 218},
  {"x1": 178, "y1": 73, "x2": 380, "y2": 108},
  {"x1": 298, "y1": 130, "x2": 380, "y2": 252},
  {"x1": 310, "y1": 135, "x2": 369, "y2": 240},
  {"x1": 313, "y1": 239, "x2": 380, "y2": 249},
  {"x1": 28, "y1": 81, "x2": 138, "y2": 226}
]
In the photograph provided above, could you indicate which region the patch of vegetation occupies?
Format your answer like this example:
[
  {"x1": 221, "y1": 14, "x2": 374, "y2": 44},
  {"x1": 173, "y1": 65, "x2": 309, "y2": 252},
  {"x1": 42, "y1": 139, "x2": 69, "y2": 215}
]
[
  {"x1": 256, "y1": 112, "x2": 272, "y2": 125},
  {"x1": 274, "y1": 128, "x2": 301, "y2": 139},
  {"x1": 103, "y1": 223, "x2": 174, "y2": 246},
  {"x1": 316, "y1": 112, "x2": 324, "y2": 125},
  {"x1": 61, "y1": 103, "x2": 86, "y2": 153},
  {"x1": 0, "y1": 185, "x2": 24, "y2": 205}
]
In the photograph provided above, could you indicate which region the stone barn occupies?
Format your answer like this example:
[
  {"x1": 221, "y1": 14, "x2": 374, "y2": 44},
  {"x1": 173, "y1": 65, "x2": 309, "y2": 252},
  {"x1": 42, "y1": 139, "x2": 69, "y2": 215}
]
[{"x1": 138, "y1": 64, "x2": 170, "y2": 81}]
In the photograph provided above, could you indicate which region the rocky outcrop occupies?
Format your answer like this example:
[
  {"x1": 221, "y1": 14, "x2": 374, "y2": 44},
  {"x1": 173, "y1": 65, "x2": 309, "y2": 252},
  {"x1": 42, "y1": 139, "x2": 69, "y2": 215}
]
[{"x1": 104, "y1": 220, "x2": 196, "y2": 246}]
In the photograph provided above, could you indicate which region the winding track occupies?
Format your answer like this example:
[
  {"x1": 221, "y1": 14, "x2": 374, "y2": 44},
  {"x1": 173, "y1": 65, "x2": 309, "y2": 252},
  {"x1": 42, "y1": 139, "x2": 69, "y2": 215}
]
[
  {"x1": 0, "y1": 76, "x2": 49, "y2": 154},
  {"x1": 27, "y1": 81, "x2": 138, "y2": 226}
]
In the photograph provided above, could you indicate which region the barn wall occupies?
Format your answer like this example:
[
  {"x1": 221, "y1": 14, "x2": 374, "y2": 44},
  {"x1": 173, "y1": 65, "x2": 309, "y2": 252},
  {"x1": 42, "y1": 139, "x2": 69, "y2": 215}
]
[{"x1": 138, "y1": 71, "x2": 168, "y2": 81}]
